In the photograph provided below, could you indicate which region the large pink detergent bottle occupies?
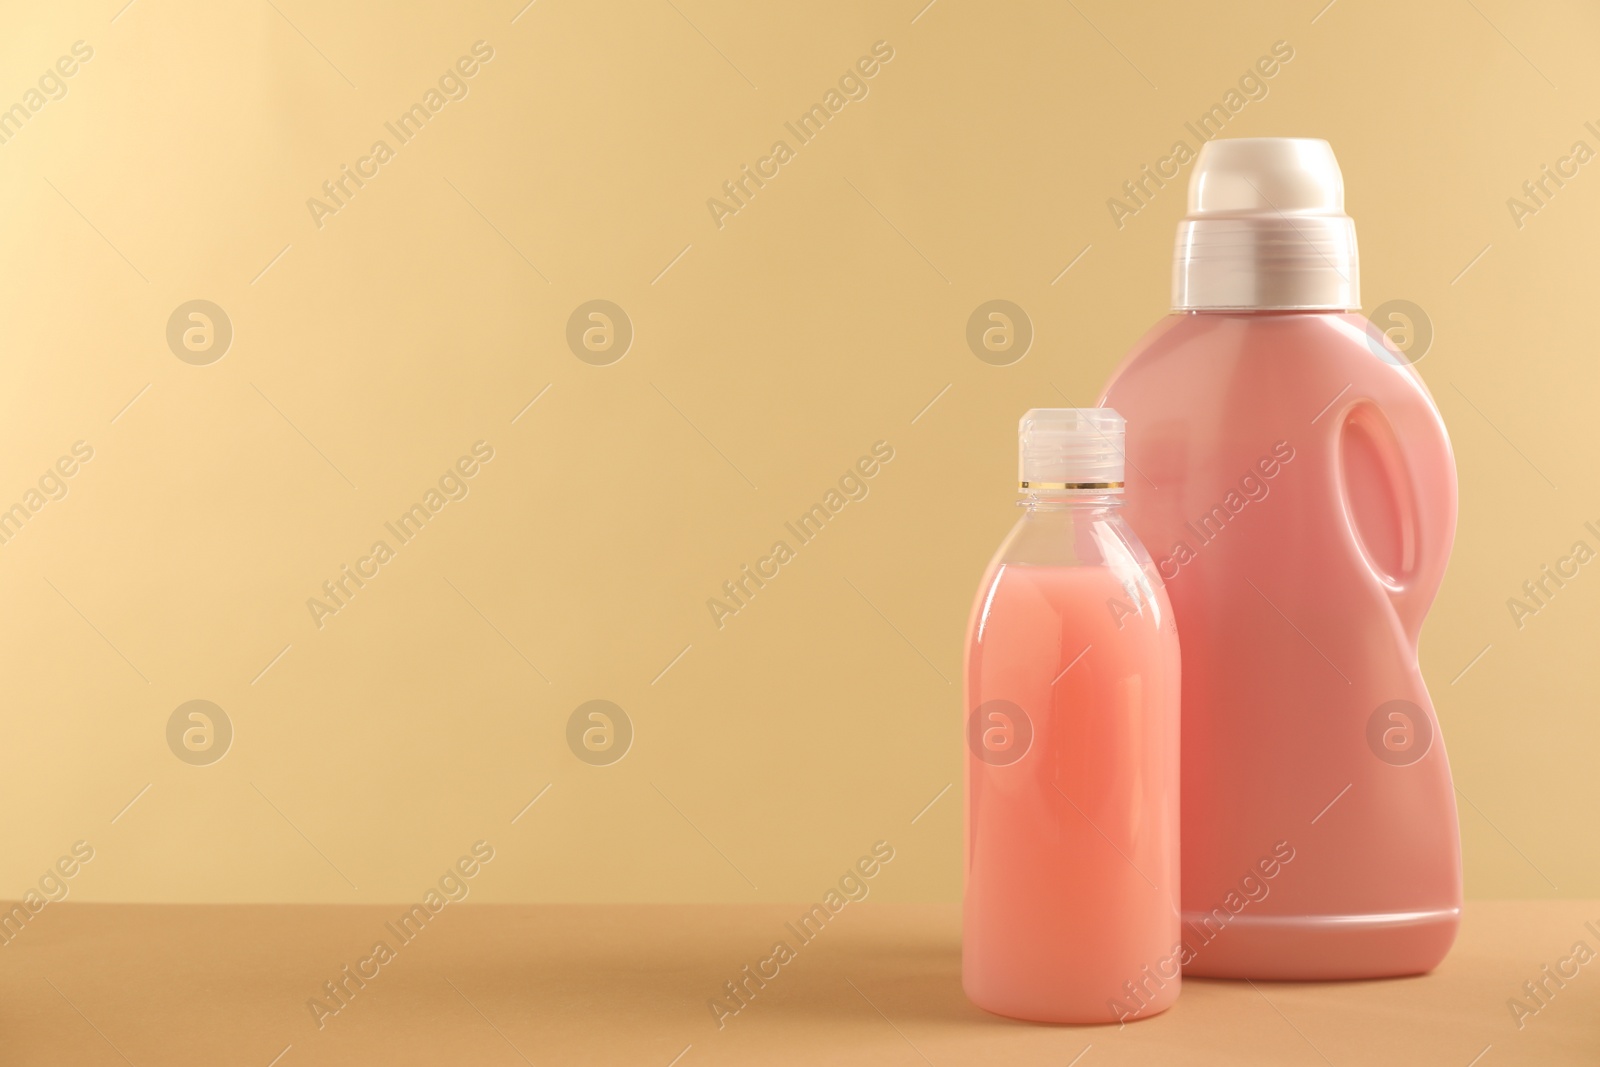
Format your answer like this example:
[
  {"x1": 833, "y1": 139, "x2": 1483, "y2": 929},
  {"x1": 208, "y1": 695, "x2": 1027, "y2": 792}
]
[{"x1": 1099, "y1": 138, "x2": 1461, "y2": 980}]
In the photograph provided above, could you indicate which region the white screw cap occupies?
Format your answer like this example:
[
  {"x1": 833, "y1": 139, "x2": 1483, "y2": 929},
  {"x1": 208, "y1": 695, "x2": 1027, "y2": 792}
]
[
  {"x1": 1018, "y1": 409, "x2": 1126, "y2": 490},
  {"x1": 1173, "y1": 137, "x2": 1360, "y2": 311}
]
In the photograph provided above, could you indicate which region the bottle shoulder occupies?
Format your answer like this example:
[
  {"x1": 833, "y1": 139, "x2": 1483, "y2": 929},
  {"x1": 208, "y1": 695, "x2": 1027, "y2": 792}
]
[
  {"x1": 989, "y1": 508, "x2": 1155, "y2": 570},
  {"x1": 1100, "y1": 312, "x2": 1451, "y2": 458},
  {"x1": 1106, "y1": 312, "x2": 1418, "y2": 386},
  {"x1": 971, "y1": 510, "x2": 1176, "y2": 647}
]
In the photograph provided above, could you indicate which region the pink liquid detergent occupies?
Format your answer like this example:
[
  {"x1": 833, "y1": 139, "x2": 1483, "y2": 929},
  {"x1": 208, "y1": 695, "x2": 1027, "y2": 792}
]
[
  {"x1": 1100, "y1": 138, "x2": 1461, "y2": 979},
  {"x1": 964, "y1": 410, "x2": 1181, "y2": 1023}
]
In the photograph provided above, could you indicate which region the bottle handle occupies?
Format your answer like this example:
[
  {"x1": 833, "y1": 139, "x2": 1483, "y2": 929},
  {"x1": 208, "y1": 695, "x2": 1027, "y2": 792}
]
[{"x1": 1336, "y1": 375, "x2": 1457, "y2": 645}]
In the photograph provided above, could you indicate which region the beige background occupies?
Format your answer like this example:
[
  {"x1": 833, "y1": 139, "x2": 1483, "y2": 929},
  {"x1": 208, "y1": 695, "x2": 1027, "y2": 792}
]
[{"x1": 0, "y1": 0, "x2": 1594, "y2": 905}]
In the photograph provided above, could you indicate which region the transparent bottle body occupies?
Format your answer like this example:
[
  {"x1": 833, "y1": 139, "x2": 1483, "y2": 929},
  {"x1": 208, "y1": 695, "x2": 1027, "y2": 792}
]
[{"x1": 962, "y1": 495, "x2": 1181, "y2": 1024}]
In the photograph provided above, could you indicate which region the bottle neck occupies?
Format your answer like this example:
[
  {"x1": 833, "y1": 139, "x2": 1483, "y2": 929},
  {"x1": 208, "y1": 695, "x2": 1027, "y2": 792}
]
[
  {"x1": 999, "y1": 490, "x2": 1135, "y2": 569},
  {"x1": 1019, "y1": 491, "x2": 1123, "y2": 511}
]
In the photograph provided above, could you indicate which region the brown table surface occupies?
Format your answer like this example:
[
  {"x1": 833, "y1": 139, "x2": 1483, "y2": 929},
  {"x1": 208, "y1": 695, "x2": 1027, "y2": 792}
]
[{"x1": 1, "y1": 900, "x2": 1595, "y2": 1065}]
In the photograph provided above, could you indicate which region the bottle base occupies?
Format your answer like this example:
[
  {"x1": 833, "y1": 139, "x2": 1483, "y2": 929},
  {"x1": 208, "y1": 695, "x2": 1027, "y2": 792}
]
[
  {"x1": 962, "y1": 975, "x2": 1179, "y2": 1025},
  {"x1": 1181, "y1": 907, "x2": 1460, "y2": 980}
]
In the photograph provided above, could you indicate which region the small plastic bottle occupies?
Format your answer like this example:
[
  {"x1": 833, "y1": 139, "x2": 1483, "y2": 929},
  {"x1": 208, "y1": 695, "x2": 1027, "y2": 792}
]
[{"x1": 963, "y1": 409, "x2": 1181, "y2": 1024}]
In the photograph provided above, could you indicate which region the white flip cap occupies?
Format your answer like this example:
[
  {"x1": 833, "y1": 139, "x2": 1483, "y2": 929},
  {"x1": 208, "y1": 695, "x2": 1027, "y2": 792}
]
[
  {"x1": 1172, "y1": 137, "x2": 1359, "y2": 311},
  {"x1": 1018, "y1": 408, "x2": 1125, "y2": 491}
]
